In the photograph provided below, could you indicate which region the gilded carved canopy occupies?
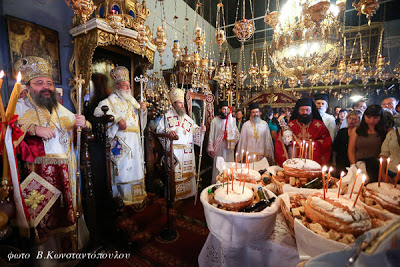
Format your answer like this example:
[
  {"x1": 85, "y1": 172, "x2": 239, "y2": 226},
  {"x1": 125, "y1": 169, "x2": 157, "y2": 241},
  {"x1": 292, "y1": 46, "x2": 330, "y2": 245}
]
[{"x1": 69, "y1": 0, "x2": 155, "y2": 111}]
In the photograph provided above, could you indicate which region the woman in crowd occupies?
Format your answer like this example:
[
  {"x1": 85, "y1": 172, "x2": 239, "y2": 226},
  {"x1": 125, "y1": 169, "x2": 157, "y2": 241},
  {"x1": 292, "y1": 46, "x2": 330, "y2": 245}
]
[
  {"x1": 380, "y1": 126, "x2": 400, "y2": 183},
  {"x1": 332, "y1": 110, "x2": 362, "y2": 176},
  {"x1": 265, "y1": 108, "x2": 279, "y2": 141},
  {"x1": 335, "y1": 109, "x2": 348, "y2": 130},
  {"x1": 348, "y1": 105, "x2": 386, "y2": 182}
]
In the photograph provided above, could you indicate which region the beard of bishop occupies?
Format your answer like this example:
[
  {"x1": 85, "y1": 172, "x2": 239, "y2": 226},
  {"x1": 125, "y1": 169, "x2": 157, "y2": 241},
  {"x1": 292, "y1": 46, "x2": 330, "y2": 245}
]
[
  {"x1": 251, "y1": 115, "x2": 261, "y2": 124},
  {"x1": 31, "y1": 89, "x2": 58, "y2": 112},
  {"x1": 174, "y1": 105, "x2": 186, "y2": 117},
  {"x1": 119, "y1": 90, "x2": 133, "y2": 102},
  {"x1": 298, "y1": 114, "x2": 312, "y2": 124}
]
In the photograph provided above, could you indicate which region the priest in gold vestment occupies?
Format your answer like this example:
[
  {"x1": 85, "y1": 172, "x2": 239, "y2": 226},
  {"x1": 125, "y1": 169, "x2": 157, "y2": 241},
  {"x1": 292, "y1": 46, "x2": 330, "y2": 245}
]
[{"x1": 11, "y1": 57, "x2": 90, "y2": 263}]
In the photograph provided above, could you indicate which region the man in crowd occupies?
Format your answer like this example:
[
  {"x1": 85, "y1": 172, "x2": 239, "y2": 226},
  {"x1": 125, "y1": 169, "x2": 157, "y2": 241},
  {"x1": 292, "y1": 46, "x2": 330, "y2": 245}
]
[
  {"x1": 275, "y1": 98, "x2": 332, "y2": 166},
  {"x1": 341, "y1": 99, "x2": 367, "y2": 129},
  {"x1": 381, "y1": 97, "x2": 400, "y2": 127},
  {"x1": 156, "y1": 88, "x2": 206, "y2": 200},
  {"x1": 237, "y1": 103, "x2": 275, "y2": 165},
  {"x1": 236, "y1": 109, "x2": 246, "y2": 132},
  {"x1": 314, "y1": 93, "x2": 336, "y2": 141},
  {"x1": 11, "y1": 56, "x2": 90, "y2": 258},
  {"x1": 94, "y1": 66, "x2": 147, "y2": 206},
  {"x1": 334, "y1": 106, "x2": 341, "y2": 119},
  {"x1": 208, "y1": 101, "x2": 239, "y2": 183},
  {"x1": 354, "y1": 100, "x2": 367, "y2": 113}
]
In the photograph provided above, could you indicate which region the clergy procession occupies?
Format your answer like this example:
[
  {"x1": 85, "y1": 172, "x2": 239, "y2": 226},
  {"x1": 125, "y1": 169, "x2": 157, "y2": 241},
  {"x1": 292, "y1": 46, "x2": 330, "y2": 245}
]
[{"x1": 1, "y1": 0, "x2": 400, "y2": 266}]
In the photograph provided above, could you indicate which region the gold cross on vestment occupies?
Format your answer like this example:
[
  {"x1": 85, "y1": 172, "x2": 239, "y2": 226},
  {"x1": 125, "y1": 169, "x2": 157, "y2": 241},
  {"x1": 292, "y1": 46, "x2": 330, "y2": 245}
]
[{"x1": 25, "y1": 190, "x2": 46, "y2": 211}]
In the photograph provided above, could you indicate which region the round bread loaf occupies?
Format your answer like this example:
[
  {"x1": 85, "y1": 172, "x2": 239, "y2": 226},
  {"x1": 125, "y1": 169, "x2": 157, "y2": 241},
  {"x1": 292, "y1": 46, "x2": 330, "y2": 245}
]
[
  {"x1": 304, "y1": 192, "x2": 372, "y2": 235},
  {"x1": 363, "y1": 182, "x2": 400, "y2": 215},
  {"x1": 283, "y1": 158, "x2": 321, "y2": 178},
  {"x1": 231, "y1": 168, "x2": 262, "y2": 183},
  {"x1": 214, "y1": 183, "x2": 255, "y2": 211}
]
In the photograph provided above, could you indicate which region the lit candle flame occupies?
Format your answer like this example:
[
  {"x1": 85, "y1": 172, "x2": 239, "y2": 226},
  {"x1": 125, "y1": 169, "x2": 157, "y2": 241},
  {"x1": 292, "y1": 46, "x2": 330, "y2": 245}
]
[
  {"x1": 380, "y1": 157, "x2": 383, "y2": 163},
  {"x1": 17, "y1": 72, "x2": 22, "y2": 82},
  {"x1": 322, "y1": 166, "x2": 327, "y2": 172},
  {"x1": 0, "y1": 70, "x2": 4, "y2": 79},
  {"x1": 388, "y1": 157, "x2": 391, "y2": 163},
  {"x1": 397, "y1": 165, "x2": 400, "y2": 171},
  {"x1": 361, "y1": 174, "x2": 367, "y2": 183},
  {"x1": 340, "y1": 171, "x2": 345, "y2": 178},
  {"x1": 356, "y1": 168, "x2": 361, "y2": 174},
  {"x1": 329, "y1": 167, "x2": 333, "y2": 173}
]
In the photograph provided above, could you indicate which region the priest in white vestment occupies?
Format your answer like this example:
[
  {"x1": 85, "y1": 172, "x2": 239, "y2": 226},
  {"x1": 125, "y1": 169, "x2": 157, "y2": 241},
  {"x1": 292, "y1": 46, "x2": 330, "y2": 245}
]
[
  {"x1": 314, "y1": 93, "x2": 336, "y2": 141},
  {"x1": 94, "y1": 66, "x2": 147, "y2": 206},
  {"x1": 237, "y1": 102, "x2": 275, "y2": 166},
  {"x1": 208, "y1": 101, "x2": 239, "y2": 183},
  {"x1": 156, "y1": 88, "x2": 206, "y2": 200}
]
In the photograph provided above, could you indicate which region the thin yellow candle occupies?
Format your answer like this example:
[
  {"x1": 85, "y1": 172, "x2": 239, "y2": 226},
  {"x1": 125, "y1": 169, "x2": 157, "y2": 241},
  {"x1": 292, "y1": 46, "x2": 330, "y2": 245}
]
[
  {"x1": 222, "y1": 166, "x2": 226, "y2": 188},
  {"x1": 353, "y1": 175, "x2": 366, "y2": 207},
  {"x1": 322, "y1": 166, "x2": 327, "y2": 199},
  {"x1": 240, "y1": 168, "x2": 243, "y2": 186},
  {"x1": 378, "y1": 157, "x2": 383, "y2": 187},
  {"x1": 292, "y1": 141, "x2": 296, "y2": 159},
  {"x1": 302, "y1": 140, "x2": 306, "y2": 159},
  {"x1": 326, "y1": 167, "x2": 333, "y2": 192},
  {"x1": 394, "y1": 165, "x2": 400, "y2": 188},
  {"x1": 350, "y1": 169, "x2": 361, "y2": 199},
  {"x1": 312, "y1": 142, "x2": 315, "y2": 161},
  {"x1": 0, "y1": 70, "x2": 6, "y2": 122},
  {"x1": 231, "y1": 163, "x2": 235, "y2": 189},
  {"x1": 253, "y1": 154, "x2": 256, "y2": 170},
  {"x1": 242, "y1": 173, "x2": 246, "y2": 193},
  {"x1": 235, "y1": 152, "x2": 238, "y2": 171},
  {"x1": 248, "y1": 156, "x2": 250, "y2": 175},
  {"x1": 5, "y1": 72, "x2": 22, "y2": 122},
  {"x1": 337, "y1": 171, "x2": 345, "y2": 198},
  {"x1": 305, "y1": 143, "x2": 309, "y2": 162},
  {"x1": 0, "y1": 70, "x2": 6, "y2": 154},
  {"x1": 227, "y1": 169, "x2": 229, "y2": 194},
  {"x1": 299, "y1": 142, "x2": 303, "y2": 159},
  {"x1": 385, "y1": 158, "x2": 391, "y2": 183}
]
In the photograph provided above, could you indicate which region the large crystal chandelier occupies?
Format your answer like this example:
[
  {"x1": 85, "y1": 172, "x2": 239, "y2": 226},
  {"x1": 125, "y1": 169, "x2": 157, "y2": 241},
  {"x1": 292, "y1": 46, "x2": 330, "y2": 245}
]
[{"x1": 270, "y1": 0, "x2": 345, "y2": 80}]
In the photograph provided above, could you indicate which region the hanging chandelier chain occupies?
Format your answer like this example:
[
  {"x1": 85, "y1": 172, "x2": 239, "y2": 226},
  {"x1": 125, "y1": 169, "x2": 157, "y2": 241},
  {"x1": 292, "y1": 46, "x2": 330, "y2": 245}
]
[{"x1": 235, "y1": 0, "x2": 241, "y2": 22}]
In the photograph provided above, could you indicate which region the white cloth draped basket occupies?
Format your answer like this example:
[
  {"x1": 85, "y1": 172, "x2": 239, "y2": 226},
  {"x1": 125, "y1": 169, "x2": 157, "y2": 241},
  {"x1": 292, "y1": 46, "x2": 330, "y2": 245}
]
[{"x1": 200, "y1": 181, "x2": 280, "y2": 248}]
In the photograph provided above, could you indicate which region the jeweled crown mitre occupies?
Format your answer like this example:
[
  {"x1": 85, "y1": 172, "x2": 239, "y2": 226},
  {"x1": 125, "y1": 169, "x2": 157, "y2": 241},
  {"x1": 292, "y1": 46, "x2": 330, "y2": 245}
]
[
  {"x1": 169, "y1": 88, "x2": 185, "y2": 103},
  {"x1": 14, "y1": 56, "x2": 53, "y2": 83},
  {"x1": 110, "y1": 66, "x2": 130, "y2": 84}
]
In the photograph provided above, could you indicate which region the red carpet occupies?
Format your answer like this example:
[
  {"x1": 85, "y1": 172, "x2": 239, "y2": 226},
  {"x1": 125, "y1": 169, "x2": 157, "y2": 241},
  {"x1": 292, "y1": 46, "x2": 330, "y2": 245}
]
[{"x1": 111, "y1": 195, "x2": 209, "y2": 267}]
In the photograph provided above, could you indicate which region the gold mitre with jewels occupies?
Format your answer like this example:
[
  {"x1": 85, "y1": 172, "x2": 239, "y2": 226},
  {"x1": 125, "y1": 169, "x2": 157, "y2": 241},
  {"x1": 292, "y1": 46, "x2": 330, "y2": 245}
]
[
  {"x1": 169, "y1": 88, "x2": 185, "y2": 103},
  {"x1": 14, "y1": 56, "x2": 53, "y2": 83},
  {"x1": 110, "y1": 66, "x2": 130, "y2": 84}
]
